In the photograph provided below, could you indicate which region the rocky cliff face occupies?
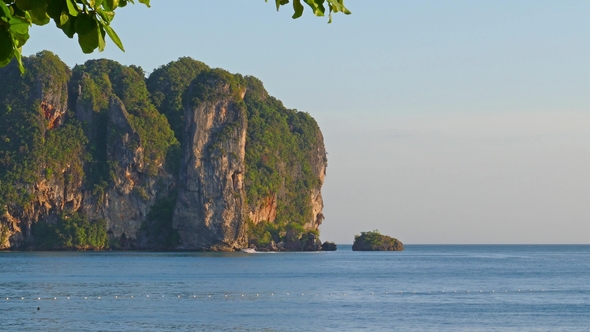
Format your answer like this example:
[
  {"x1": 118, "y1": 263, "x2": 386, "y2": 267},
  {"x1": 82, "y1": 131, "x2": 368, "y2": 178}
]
[
  {"x1": 82, "y1": 97, "x2": 171, "y2": 242},
  {"x1": 0, "y1": 53, "x2": 328, "y2": 251},
  {"x1": 173, "y1": 73, "x2": 248, "y2": 250}
]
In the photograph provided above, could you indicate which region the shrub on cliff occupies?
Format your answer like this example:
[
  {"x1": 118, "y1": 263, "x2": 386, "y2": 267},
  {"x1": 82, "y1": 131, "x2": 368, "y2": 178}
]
[
  {"x1": 32, "y1": 213, "x2": 108, "y2": 250},
  {"x1": 352, "y1": 230, "x2": 404, "y2": 251}
]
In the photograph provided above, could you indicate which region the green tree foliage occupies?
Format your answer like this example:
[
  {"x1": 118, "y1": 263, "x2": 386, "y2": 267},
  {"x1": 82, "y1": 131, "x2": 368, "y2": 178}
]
[
  {"x1": 269, "y1": 0, "x2": 350, "y2": 22},
  {"x1": 32, "y1": 213, "x2": 108, "y2": 250},
  {"x1": 71, "y1": 58, "x2": 179, "y2": 177},
  {"x1": 243, "y1": 76, "x2": 324, "y2": 246},
  {"x1": 146, "y1": 57, "x2": 209, "y2": 143},
  {"x1": 0, "y1": 51, "x2": 79, "y2": 212},
  {"x1": 0, "y1": 0, "x2": 150, "y2": 72},
  {"x1": 0, "y1": 0, "x2": 349, "y2": 72},
  {"x1": 355, "y1": 230, "x2": 385, "y2": 246}
]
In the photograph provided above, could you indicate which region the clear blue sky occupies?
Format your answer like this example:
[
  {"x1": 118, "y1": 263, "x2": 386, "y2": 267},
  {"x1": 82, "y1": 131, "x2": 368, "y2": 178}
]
[{"x1": 24, "y1": 1, "x2": 590, "y2": 244}]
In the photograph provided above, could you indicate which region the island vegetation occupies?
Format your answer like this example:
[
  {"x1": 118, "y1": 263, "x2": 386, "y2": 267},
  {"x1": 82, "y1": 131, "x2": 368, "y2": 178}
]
[
  {"x1": 0, "y1": 51, "x2": 329, "y2": 251},
  {"x1": 352, "y1": 230, "x2": 404, "y2": 251}
]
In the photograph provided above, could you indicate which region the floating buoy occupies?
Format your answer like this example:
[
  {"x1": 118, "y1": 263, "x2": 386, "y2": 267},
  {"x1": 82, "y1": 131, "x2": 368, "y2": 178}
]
[
  {"x1": 84, "y1": 297, "x2": 87, "y2": 300},
  {"x1": 225, "y1": 295, "x2": 228, "y2": 297},
  {"x1": 38, "y1": 298, "x2": 41, "y2": 300},
  {"x1": 67, "y1": 297, "x2": 70, "y2": 300},
  {"x1": 208, "y1": 295, "x2": 211, "y2": 298},
  {"x1": 98, "y1": 297, "x2": 100, "y2": 300},
  {"x1": 146, "y1": 295, "x2": 149, "y2": 298},
  {"x1": 115, "y1": 296, "x2": 118, "y2": 298},
  {"x1": 54, "y1": 297, "x2": 56, "y2": 300},
  {"x1": 131, "y1": 296, "x2": 134, "y2": 298}
]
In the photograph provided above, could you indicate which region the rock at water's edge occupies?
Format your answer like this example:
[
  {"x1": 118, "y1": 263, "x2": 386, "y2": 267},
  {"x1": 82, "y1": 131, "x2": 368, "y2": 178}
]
[
  {"x1": 352, "y1": 231, "x2": 403, "y2": 251},
  {"x1": 321, "y1": 241, "x2": 337, "y2": 251}
]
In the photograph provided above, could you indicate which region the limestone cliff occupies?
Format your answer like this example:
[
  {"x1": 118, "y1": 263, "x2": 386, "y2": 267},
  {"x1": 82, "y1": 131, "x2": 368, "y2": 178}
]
[
  {"x1": 0, "y1": 53, "x2": 328, "y2": 251},
  {"x1": 173, "y1": 71, "x2": 248, "y2": 250}
]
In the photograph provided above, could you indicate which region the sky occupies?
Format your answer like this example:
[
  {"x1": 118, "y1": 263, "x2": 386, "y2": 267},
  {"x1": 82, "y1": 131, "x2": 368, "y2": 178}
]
[{"x1": 22, "y1": 0, "x2": 590, "y2": 244}]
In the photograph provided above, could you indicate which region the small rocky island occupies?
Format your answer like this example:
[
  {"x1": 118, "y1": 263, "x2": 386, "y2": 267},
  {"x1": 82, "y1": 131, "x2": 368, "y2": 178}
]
[{"x1": 352, "y1": 230, "x2": 404, "y2": 251}]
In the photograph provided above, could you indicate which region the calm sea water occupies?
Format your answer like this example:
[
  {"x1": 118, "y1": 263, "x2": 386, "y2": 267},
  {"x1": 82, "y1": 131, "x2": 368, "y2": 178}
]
[{"x1": 1, "y1": 245, "x2": 589, "y2": 331}]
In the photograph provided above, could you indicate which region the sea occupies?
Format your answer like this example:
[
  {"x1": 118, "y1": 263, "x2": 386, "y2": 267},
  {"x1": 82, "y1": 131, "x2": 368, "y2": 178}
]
[{"x1": 1, "y1": 245, "x2": 589, "y2": 331}]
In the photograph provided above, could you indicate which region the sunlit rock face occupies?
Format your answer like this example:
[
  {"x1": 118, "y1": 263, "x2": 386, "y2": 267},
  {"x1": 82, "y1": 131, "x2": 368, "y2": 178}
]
[{"x1": 173, "y1": 74, "x2": 248, "y2": 251}]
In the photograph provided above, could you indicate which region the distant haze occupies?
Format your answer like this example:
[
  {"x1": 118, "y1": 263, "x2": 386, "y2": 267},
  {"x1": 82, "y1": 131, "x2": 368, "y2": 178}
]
[{"x1": 23, "y1": 1, "x2": 590, "y2": 243}]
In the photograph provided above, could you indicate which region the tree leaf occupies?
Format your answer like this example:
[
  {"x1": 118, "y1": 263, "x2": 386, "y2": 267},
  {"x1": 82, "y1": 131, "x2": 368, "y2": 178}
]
[
  {"x1": 30, "y1": 6, "x2": 50, "y2": 26},
  {"x1": 104, "y1": 23, "x2": 124, "y2": 51},
  {"x1": 78, "y1": 27, "x2": 98, "y2": 53},
  {"x1": 0, "y1": 2, "x2": 11, "y2": 19},
  {"x1": 60, "y1": 15, "x2": 76, "y2": 38},
  {"x1": 9, "y1": 16, "x2": 30, "y2": 35},
  {"x1": 66, "y1": 0, "x2": 79, "y2": 17},
  {"x1": 303, "y1": 0, "x2": 324, "y2": 16},
  {"x1": 138, "y1": 0, "x2": 149, "y2": 8},
  {"x1": 0, "y1": 28, "x2": 13, "y2": 62},
  {"x1": 102, "y1": 0, "x2": 119, "y2": 11},
  {"x1": 292, "y1": 0, "x2": 304, "y2": 19},
  {"x1": 10, "y1": 29, "x2": 30, "y2": 47},
  {"x1": 97, "y1": 8, "x2": 114, "y2": 24},
  {"x1": 97, "y1": 25, "x2": 105, "y2": 51},
  {"x1": 12, "y1": 39, "x2": 24, "y2": 73},
  {"x1": 74, "y1": 13, "x2": 97, "y2": 35},
  {"x1": 47, "y1": 0, "x2": 65, "y2": 21},
  {"x1": 59, "y1": 10, "x2": 70, "y2": 26}
]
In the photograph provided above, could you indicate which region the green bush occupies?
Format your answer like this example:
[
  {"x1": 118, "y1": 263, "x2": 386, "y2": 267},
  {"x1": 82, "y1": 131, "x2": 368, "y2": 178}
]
[{"x1": 33, "y1": 213, "x2": 108, "y2": 250}]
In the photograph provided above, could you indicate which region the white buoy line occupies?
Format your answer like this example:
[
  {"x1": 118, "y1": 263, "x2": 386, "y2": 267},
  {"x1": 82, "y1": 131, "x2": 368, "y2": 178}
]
[{"x1": 2, "y1": 289, "x2": 557, "y2": 302}]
